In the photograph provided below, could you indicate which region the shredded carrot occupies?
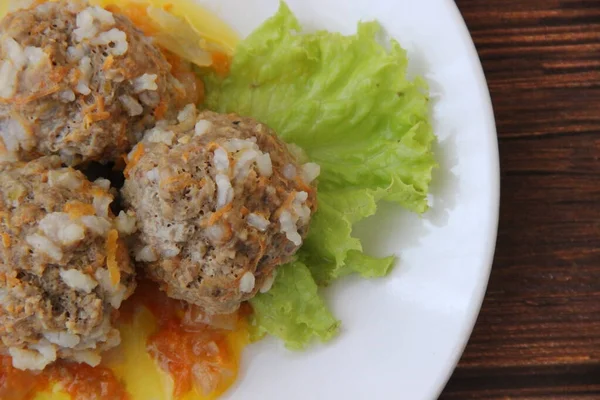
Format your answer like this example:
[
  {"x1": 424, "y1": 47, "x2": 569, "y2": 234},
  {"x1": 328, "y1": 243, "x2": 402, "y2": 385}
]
[
  {"x1": 1, "y1": 233, "x2": 11, "y2": 249},
  {"x1": 253, "y1": 237, "x2": 267, "y2": 269},
  {"x1": 106, "y1": 230, "x2": 120, "y2": 287},
  {"x1": 294, "y1": 176, "x2": 313, "y2": 195},
  {"x1": 83, "y1": 112, "x2": 111, "y2": 128},
  {"x1": 256, "y1": 176, "x2": 269, "y2": 190},
  {"x1": 222, "y1": 221, "x2": 233, "y2": 242},
  {"x1": 208, "y1": 203, "x2": 233, "y2": 226},
  {"x1": 91, "y1": 186, "x2": 109, "y2": 198},
  {"x1": 240, "y1": 206, "x2": 250, "y2": 217},
  {"x1": 97, "y1": 96, "x2": 106, "y2": 112},
  {"x1": 206, "y1": 142, "x2": 220, "y2": 152},
  {"x1": 11, "y1": 85, "x2": 61, "y2": 106},
  {"x1": 64, "y1": 201, "x2": 96, "y2": 219},
  {"x1": 154, "y1": 100, "x2": 169, "y2": 120},
  {"x1": 274, "y1": 191, "x2": 298, "y2": 219},
  {"x1": 102, "y1": 55, "x2": 115, "y2": 71},
  {"x1": 123, "y1": 143, "x2": 145, "y2": 178},
  {"x1": 82, "y1": 96, "x2": 111, "y2": 128},
  {"x1": 211, "y1": 52, "x2": 231, "y2": 77},
  {"x1": 49, "y1": 66, "x2": 70, "y2": 83},
  {"x1": 163, "y1": 3, "x2": 174, "y2": 11}
]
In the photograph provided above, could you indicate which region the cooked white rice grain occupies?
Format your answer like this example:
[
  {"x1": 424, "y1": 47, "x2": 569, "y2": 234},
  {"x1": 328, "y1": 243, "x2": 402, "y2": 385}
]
[
  {"x1": 39, "y1": 212, "x2": 85, "y2": 246},
  {"x1": 59, "y1": 269, "x2": 98, "y2": 293},
  {"x1": 75, "y1": 56, "x2": 92, "y2": 95},
  {"x1": 132, "y1": 73, "x2": 158, "y2": 93},
  {"x1": 26, "y1": 234, "x2": 63, "y2": 261},
  {"x1": 70, "y1": 350, "x2": 101, "y2": 367},
  {"x1": 80, "y1": 215, "x2": 112, "y2": 236},
  {"x1": 260, "y1": 271, "x2": 277, "y2": 293},
  {"x1": 135, "y1": 245, "x2": 158, "y2": 262},
  {"x1": 23, "y1": 46, "x2": 47, "y2": 67},
  {"x1": 58, "y1": 89, "x2": 76, "y2": 102},
  {"x1": 119, "y1": 94, "x2": 144, "y2": 117},
  {"x1": 213, "y1": 147, "x2": 229, "y2": 172},
  {"x1": 91, "y1": 28, "x2": 128, "y2": 56},
  {"x1": 215, "y1": 173, "x2": 233, "y2": 208},
  {"x1": 4, "y1": 37, "x2": 25, "y2": 69},
  {"x1": 194, "y1": 119, "x2": 212, "y2": 136},
  {"x1": 115, "y1": 210, "x2": 137, "y2": 235},
  {"x1": 73, "y1": 6, "x2": 115, "y2": 42},
  {"x1": 247, "y1": 213, "x2": 270, "y2": 232},
  {"x1": 0, "y1": 118, "x2": 33, "y2": 152},
  {"x1": 302, "y1": 162, "x2": 321, "y2": 183},
  {"x1": 143, "y1": 127, "x2": 175, "y2": 145},
  {"x1": 0, "y1": 61, "x2": 19, "y2": 98},
  {"x1": 283, "y1": 164, "x2": 297, "y2": 180},
  {"x1": 93, "y1": 178, "x2": 111, "y2": 190},
  {"x1": 139, "y1": 90, "x2": 160, "y2": 107},
  {"x1": 177, "y1": 103, "x2": 197, "y2": 123},
  {"x1": 279, "y1": 210, "x2": 302, "y2": 246},
  {"x1": 256, "y1": 153, "x2": 273, "y2": 177},
  {"x1": 43, "y1": 331, "x2": 81, "y2": 349},
  {"x1": 239, "y1": 271, "x2": 255, "y2": 293},
  {"x1": 66, "y1": 45, "x2": 85, "y2": 62},
  {"x1": 9, "y1": 346, "x2": 56, "y2": 371}
]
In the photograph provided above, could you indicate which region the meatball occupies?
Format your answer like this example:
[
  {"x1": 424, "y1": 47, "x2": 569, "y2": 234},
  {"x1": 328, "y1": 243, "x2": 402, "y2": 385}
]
[
  {"x1": 122, "y1": 108, "x2": 321, "y2": 314},
  {"x1": 0, "y1": 0, "x2": 194, "y2": 165},
  {"x1": 0, "y1": 156, "x2": 136, "y2": 370}
]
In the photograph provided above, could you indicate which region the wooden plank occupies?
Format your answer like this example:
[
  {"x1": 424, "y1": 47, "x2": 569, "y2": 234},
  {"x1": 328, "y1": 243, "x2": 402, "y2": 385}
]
[{"x1": 441, "y1": 0, "x2": 600, "y2": 398}]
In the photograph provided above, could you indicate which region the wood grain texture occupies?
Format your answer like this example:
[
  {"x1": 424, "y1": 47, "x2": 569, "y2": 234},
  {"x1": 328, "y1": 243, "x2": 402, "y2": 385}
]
[{"x1": 440, "y1": 0, "x2": 600, "y2": 398}]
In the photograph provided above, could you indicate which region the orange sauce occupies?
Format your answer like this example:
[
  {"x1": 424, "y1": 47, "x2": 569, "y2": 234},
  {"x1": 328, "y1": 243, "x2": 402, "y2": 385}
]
[
  {"x1": 0, "y1": 280, "x2": 250, "y2": 400},
  {"x1": 120, "y1": 280, "x2": 249, "y2": 399},
  {"x1": 0, "y1": 356, "x2": 127, "y2": 400},
  {"x1": 0, "y1": 355, "x2": 49, "y2": 400},
  {"x1": 211, "y1": 52, "x2": 231, "y2": 77},
  {"x1": 48, "y1": 364, "x2": 129, "y2": 400}
]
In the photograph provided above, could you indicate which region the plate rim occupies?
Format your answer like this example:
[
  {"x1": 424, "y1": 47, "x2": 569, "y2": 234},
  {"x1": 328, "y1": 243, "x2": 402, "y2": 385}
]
[{"x1": 432, "y1": 1, "x2": 500, "y2": 397}]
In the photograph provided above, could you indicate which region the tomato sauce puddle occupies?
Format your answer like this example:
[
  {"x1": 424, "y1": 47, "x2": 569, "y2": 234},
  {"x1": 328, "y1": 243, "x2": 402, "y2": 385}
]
[{"x1": 0, "y1": 280, "x2": 250, "y2": 400}]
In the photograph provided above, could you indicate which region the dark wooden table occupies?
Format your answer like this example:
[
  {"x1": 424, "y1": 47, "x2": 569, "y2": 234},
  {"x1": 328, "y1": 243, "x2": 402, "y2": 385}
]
[{"x1": 440, "y1": 0, "x2": 600, "y2": 398}]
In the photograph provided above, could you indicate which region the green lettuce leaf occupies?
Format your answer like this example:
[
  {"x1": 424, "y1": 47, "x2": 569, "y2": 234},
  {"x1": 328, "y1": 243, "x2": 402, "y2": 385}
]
[
  {"x1": 249, "y1": 261, "x2": 340, "y2": 349},
  {"x1": 205, "y1": 3, "x2": 436, "y2": 348},
  {"x1": 205, "y1": 2, "x2": 436, "y2": 213},
  {"x1": 298, "y1": 188, "x2": 384, "y2": 284}
]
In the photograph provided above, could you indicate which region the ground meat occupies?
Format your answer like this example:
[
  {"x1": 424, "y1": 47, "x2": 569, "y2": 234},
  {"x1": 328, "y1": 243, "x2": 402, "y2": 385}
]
[
  {"x1": 0, "y1": 156, "x2": 136, "y2": 370},
  {"x1": 0, "y1": 0, "x2": 196, "y2": 166},
  {"x1": 121, "y1": 108, "x2": 320, "y2": 314}
]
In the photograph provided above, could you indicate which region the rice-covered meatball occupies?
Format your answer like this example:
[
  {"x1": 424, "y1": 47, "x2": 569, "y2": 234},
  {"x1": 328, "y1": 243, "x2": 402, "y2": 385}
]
[
  {"x1": 122, "y1": 108, "x2": 320, "y2": 314},
  {"x1": 0, "y1": 0, "x2": 196, "y2": 165},
  {"x1": 0, "y1": 156, "x2": 136, "y2": 370}
]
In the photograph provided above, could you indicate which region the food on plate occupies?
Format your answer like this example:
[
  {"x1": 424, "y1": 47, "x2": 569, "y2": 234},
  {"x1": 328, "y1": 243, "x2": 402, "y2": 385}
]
[
  {"x1": 121, "y1": 108, "x2": 319, "y2": 314},
  {"x1": 0, "y1": 0, "x2": 437, "y2": 398},
  {"x1": 0, "y1": 0, "x2": 197, "y2": 165},
  {"x1": 0, "y1": 156, "x2": 136, "y2": 370},
  {"x1": 207, "y1": 4, "x2": 436, "y2": 348}
]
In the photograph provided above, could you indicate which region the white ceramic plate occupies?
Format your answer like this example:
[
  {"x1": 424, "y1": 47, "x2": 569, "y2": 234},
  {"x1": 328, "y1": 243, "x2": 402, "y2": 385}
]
[{"x1": 197, "y1": 0, "x2": 500, "y2": 399}]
